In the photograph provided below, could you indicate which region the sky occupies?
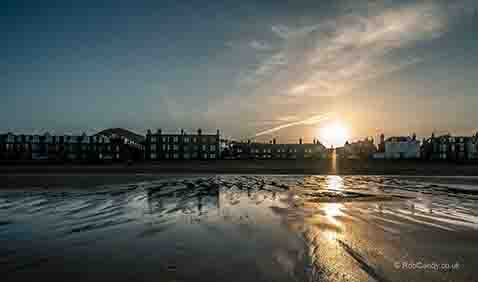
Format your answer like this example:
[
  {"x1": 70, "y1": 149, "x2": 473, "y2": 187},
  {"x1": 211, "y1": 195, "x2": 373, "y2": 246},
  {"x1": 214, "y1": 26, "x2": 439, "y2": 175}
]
[{"x1": 2, "y1": 0, "x2": 478, "y2": 144}]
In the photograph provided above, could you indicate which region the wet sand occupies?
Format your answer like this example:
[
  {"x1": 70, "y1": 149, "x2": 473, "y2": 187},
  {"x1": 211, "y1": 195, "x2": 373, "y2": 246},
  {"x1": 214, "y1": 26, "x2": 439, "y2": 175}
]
[
  {"x1": 1, "y1": 175, "x2": 477, "y2": 282},
  {"x1": 2, "y1": 159, "x2": 478, "y2": 176}
]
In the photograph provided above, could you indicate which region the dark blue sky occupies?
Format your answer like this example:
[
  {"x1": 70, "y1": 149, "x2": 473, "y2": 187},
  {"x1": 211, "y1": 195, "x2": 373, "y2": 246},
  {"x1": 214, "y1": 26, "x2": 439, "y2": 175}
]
[{"x1": 2, "y1": 0, "x2": 478, "y2": 142}]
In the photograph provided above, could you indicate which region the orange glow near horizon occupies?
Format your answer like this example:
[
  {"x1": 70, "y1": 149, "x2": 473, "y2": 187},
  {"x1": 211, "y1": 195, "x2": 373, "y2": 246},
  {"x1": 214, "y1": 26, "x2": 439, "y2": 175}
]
[{"x1": 318, "y1": 121, "x2": 350, "y2": 148}]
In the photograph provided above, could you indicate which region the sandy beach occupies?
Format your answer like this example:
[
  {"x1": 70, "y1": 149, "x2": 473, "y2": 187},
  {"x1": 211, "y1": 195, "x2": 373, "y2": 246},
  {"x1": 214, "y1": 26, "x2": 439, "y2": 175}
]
[
  {"x1": 1, "y1": 174, "x2": 477, "y2": 282},
  {"x1": 2, "y1": 159, "x2": 478, "y2": 176}
]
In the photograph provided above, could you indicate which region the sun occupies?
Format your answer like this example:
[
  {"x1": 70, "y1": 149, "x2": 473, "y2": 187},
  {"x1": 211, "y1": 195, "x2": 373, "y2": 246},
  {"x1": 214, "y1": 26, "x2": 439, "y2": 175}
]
[{"x1": 318, "y1": 122, "x2": 349, "y2": 148}]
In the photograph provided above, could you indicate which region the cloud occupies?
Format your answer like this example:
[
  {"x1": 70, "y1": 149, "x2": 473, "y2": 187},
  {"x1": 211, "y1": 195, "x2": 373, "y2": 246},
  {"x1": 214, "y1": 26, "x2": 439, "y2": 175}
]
[
  {"x1": 271, "y1": 24, "x2": 321, "y2": 40},
  {"x1": 255, "y1": 114, "x2": 330, "y2": 137},
  {"x1": 226, "y1": 40, "x2": 274, "y2": 51},
  {"x1": 249, "y1": 40, "x2": 273, "y2": 51},
  {"x1": 242, "y1": 2, "x2": 448, "y2": 97},
  {"x1": 222, "y1": 1, "x2": 477, "y2": 139}
]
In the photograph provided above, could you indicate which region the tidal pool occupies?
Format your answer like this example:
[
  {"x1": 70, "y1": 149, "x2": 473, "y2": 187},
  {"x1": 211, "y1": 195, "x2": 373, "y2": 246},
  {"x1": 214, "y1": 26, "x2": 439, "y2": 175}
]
[{"x1": 1, "y1": 175, "x2": 478, "y2": 282}]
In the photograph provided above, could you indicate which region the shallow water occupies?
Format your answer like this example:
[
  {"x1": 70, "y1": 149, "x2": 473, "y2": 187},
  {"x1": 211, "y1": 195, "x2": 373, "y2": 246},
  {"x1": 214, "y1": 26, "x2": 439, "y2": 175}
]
[{"x1": 1, "y1": 175, "x2": 478, "y2": 282}]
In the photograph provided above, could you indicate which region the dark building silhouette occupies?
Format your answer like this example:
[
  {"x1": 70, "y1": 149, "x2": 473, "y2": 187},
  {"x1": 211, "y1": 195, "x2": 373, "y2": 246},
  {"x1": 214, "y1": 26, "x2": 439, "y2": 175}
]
[
  {"x1": 0, "y1": 130, "x2": 144, "y2": 162},
  {"x1": 226, "y1": 138, "x2": 327, "y2": 160},
  {"x1": 145, "y1": 129, "x2": 220, "y2": 160}
]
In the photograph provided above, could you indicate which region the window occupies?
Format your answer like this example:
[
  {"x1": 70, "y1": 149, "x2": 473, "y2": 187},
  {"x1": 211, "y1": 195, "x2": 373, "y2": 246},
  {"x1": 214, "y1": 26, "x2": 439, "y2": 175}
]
[
  {"x1": 210, "y1": 145, "x2": 216, "y2": 151},
  {"x1": 210, "y1": 153, "x2": 216, "y2": 159},
  {"x1": 173, "y1": 145, "x2": 179, "y2": 151},
  {"x1": 173, "y1": 136, "x2": 179, "y2": 143},
  {"x1": 202, "y1": 145, "x2": 207, "y2": 151},
  {"x1": 151, "y1": 144, "x2": 157, "y2": 151},
  {"x1": 203, "y1": 153, "x2": 208, "y2": 159},
  {"x1": 7, "y1": 135, "x2": 14, "y2": 143},
  {"x1": 151, "y1": 136, "x2": 157, "y2": 143},
  {"x1": 162, "y1": 144, "x2": 167, "y2": 151},
  {"x1": 173, "y1": 153, "x2": 179, "y2": 159},
  {"x1": 25, "y1": 136, "x2": 31, "y2": 142},
  {"x1": 116, "y1": 153, "x2": 120, "y2": 159},
  {"x1": 192, "y1": 137, "x2": 197, "y2": 143},
  {"x1": 162, "y1": 137, "x2": 167, "y2": 142},
  {"x1": 184, "y1": 153, "x2": 190, "y2": 159},
  {"x1": 184, "y1": 137, "x2": 190, "y2": 143},
  {"x1": 150, "y1": 153, "x2": 157, "y2": 159},
  {"x1": 192, "y1": 152, "x2": 198, "y2": 158},
  {"x1": 107, "y1": 145, "x2": 111, "y2": 152},
  {"x1": 202, "y1": 137, "x2": 207, "y2": 143},
  {"x1": 116, "y1": 145, "x2": 120, "y2": 152}
]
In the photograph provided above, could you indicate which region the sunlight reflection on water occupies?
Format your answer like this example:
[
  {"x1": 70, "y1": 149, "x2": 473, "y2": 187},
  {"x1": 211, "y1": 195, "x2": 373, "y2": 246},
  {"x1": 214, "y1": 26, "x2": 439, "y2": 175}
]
[{"x1": 1, "y1": 175, "x2": 478, "y2": 282}]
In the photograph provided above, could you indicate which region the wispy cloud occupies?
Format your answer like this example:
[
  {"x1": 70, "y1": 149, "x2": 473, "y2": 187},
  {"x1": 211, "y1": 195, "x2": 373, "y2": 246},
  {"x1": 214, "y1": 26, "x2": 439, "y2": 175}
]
[
  {"x1": 249, "y1": 40, "x2": 273, "y2": 51},
  {"x1": 220, "y1": 1, "x2": 477, "y2": 139},
  {"x1": 255, "y1": 114, "x2": 330, "y2": 137},
  {"x1": 242, "y1": 2, "x2": 448, "y2": 97},
  {"x1": 271, "y1": 24, "x2": 321, "y2": 40},
  {"x1": 226, "y1": 40, "x2": 274, "y2": 51}
]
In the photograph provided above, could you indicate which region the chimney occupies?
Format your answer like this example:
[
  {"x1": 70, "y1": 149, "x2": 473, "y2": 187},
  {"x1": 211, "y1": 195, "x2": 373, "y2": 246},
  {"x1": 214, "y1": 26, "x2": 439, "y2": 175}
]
[
  {"x1": 299, "y1": 138, "x2": 303, "y2": 145},
  {"x1": 198, "y1": 128, "x2": 202, "y2": 135},
  {"x1": 247, "y1": 139, "x2": 251, "y2": 144},
  {"x1": 157, "y1": 128, "x2": 162, "y2": 135},
  {"x1": 181, "y1": 129, "x2": 184, "y2": 135},
  {"x1": 147, "y1": 129, "x2": 152, "y2": 135},
  {"x1": 273, "y1": 138, "x2": 276, "y2": 145},
  {"x1": 216, "y1": 129, "x2": 220, "y2": 136}
]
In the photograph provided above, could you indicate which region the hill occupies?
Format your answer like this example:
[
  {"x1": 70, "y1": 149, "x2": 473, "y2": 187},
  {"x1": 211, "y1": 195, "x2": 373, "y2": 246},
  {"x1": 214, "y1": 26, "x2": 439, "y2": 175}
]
[{"x1": 95, "y1": 128, "x2": 145, "y2": 144}]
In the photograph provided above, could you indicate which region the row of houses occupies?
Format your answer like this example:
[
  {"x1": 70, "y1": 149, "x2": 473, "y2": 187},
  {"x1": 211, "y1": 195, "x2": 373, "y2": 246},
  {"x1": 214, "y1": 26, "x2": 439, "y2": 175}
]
[
  {"x1": 3, "y1": 128, "x2": 478, "y2": 162},
  {"x1": 223, "y1": 138, "x2": 328, "y2": 160},
  {"x1": 421, "y1": 133, "x2": 478, "y2": 161},
  {"x1": 0, "y1": 132, "x2": 144, "y2": 162},
  {"x1": 145, "y1": 129, "x2": 221, "y2": 160},
  {"x1": 340, "y1": 133, "x2": 478, "y2": 161}
]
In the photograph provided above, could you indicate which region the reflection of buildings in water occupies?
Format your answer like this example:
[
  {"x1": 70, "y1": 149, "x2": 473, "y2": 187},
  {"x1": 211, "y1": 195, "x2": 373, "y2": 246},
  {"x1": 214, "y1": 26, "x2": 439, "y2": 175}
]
[{"x1": 145, "y1": 186, "x2": 220, "y2": 218}]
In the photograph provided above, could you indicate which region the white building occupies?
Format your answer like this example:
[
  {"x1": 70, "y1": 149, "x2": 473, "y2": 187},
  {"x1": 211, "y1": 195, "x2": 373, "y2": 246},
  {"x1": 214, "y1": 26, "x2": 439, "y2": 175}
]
[{"x1": 384, "y1": 136, "x2": 420, "y2": 159}]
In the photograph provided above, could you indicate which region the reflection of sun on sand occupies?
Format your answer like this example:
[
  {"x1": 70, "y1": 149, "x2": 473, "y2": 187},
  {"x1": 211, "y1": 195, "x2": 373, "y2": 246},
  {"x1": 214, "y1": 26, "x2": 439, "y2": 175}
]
[{"x1": 280, "y1": 175, "x2": 478, "y2": 281}]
